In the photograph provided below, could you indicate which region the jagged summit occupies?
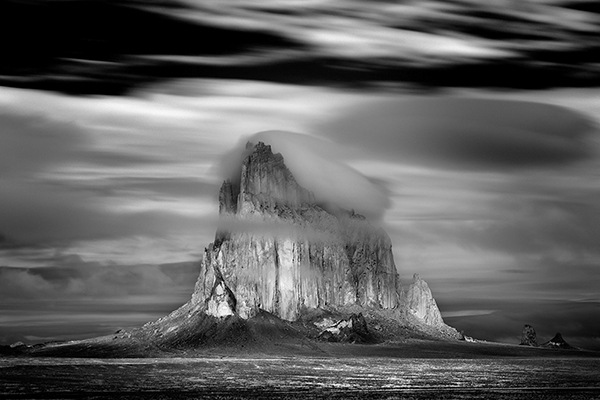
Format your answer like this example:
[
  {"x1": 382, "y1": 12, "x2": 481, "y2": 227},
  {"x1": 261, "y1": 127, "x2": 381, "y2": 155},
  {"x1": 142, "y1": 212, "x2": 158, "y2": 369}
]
[
  {"x1": 219, "y1": 142, "x2": 315, "y2": 215},
  {"x1": 198, "y1": 141, "x2": 401, "y2": 321}
]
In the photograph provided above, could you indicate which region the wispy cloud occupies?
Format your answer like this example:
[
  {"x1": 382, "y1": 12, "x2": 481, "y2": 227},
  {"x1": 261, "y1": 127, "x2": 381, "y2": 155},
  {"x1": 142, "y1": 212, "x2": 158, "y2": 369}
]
[
  {"x1": 1, "y1": 81, "x2": 599, "y2": 349},
  {"x1": 1, "y1": 0, "x2": 598, "y2": 94},
  {"x1": 315, "y1": 96, "x2": 595, "y2": 171}
]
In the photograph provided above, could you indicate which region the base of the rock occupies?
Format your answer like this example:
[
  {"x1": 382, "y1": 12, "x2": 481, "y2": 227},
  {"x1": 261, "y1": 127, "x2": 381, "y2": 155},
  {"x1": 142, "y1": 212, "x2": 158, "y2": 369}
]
[
  {"x1": 7, "y1": 305, "x2": 593, "y2": 359},
  {"x1": 3, "y1": 304, "x2": 459, "y2": 357}
]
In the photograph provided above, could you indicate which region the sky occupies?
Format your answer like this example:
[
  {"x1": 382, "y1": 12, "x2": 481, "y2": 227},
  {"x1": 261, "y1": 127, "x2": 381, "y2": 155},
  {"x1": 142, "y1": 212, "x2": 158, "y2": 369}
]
[{"x1": 1, "y1": 0, "x2": 599, "y2": 350}]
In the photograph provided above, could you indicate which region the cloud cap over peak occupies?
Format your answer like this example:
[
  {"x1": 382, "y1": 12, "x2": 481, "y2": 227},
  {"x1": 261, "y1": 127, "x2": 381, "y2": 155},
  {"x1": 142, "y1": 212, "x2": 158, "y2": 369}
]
[
  {"x1": 317, "y1": 96, "x2": 595, "y2": 171},
  {"x1": 217, "y1": 130, "x2": 391, "y2": 220}
]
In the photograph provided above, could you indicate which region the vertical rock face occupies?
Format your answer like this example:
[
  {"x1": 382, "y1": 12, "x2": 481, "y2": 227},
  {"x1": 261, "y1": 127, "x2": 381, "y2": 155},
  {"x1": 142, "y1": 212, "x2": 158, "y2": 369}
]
[
  {"x1": 520, "y1": 324, "x2": 538, "y2": 346},
  {"x1": 193, "y1": 142, "x2": 401, "y2": 321},
  {"x1": 404, "y1": 274, "x2": 445, "y2": 327}
]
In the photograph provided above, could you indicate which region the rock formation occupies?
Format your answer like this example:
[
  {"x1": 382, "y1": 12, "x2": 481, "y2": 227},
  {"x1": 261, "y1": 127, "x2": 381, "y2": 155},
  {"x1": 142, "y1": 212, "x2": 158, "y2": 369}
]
[
  {"x1": 126, "y1": 140, "x2": 459, "y2": 351},
  {"x1": 520, "y1": 324, "x2": 538, "y2": 346},
  {"x1": 541, "y1": 333, "x2": 577, "y2": 350},
  {"x1": 316, "y1": 313, "x2": 372, "y2": 343},
  {"x1": 9, "y1": 139, "x2": 463, "y2": 358},
  {"x1": 404, "y1": 274, "x2": 445, "y2": 327},
  {"x1": 193, "y1": 141, "x2": 401, "y2": 321}
]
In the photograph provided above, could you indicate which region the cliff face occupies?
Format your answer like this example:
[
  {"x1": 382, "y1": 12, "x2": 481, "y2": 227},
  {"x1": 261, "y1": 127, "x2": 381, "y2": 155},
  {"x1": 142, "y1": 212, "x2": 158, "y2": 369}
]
[
  {"x1": 193, "y1": 142, "x2": 401, "y2": 321},
  {"x1": 404, "y1": 274, "x2": 445, "y2": 327}
]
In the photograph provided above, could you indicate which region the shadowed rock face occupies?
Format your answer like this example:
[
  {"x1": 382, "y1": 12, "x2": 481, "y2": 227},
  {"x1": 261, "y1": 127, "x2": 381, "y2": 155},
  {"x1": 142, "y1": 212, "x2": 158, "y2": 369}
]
[
  {"x1": 194, "y1": 142, "x2": 401, "y2": 321},
  {"x1": 404, "y1": 274, "x2": 444, "y2": 327},
  {"x1": 541, "y1": 333, "x2": 577, "y2": 350},
  {"x1": 317, "y1": 313, "x2": 373, "y2": 343},
  {"x1": 520, "y1": 324, "x2": 538, "y2": 346}
]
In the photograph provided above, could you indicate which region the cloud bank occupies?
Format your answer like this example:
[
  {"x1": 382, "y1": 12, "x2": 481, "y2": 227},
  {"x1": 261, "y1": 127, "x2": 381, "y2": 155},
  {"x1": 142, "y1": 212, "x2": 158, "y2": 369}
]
[
  {"x1": 316, "y1": 96, "x2": 595, "y2": 171},
  {"x1": 1, "y1": 0, "x2": 599, "y2": 94}
]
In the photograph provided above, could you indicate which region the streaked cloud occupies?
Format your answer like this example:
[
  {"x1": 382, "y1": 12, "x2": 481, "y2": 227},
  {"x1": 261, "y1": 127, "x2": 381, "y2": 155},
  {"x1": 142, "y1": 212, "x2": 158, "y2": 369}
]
[
  {"x1": 0, "y1": 261, "x2": 199, "y2": 344},
  {"x1": 315, "y1": 96, "x2": 595, "y2": 171},
  {"x1": 1, "y1": 80, "x2": 599, "y2": 350},
  {"x1": 1, "y1": 0, "x2": 598, "y2": 94}
]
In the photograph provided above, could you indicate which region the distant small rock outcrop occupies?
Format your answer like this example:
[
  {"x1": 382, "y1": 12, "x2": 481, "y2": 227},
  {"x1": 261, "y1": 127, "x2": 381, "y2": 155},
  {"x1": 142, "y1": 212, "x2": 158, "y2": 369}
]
[
  {"x1": 520, "y1": 324, "x2": 538, "y2": 346},
  {"x1": 541, "y1": 333, "x2": 577, "y2": 350}
]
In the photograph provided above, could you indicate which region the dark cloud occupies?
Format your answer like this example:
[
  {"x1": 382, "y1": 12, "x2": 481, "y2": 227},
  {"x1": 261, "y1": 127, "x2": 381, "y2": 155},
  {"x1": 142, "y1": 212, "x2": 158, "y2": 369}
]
[
  {"x1": 77, "y1": 150, "x2": 173, "y2": 168},
  {"x1": 562, "y1": 1, "x2": 600, "y2": 14},
  {"x1": 0, "y1": 260, "x2": 199, "y2": 344},
  {"x1": 95, "y1": 177, "x2": 219, "y2": 199},
  {"x1": 0, "y1": 0, "x2": 306, "y2": 95},
  {"x1": 0, "y1": 180, "x2": 206, "y2": 249},
  {"x1": 0, "y1": 260, "x2": 199, "y2": 302},
  {"x1": 1, "y1": 1, "x2": 600, "y2": 95},
  {"x1": 48, "y1": 176, "x2": 219, "y2": 201},
  {"x1": 0, "y1": 112, "x2": 172, "y2": 176},
  {"x1": 0, "y1": 112, "x2": 85, "y2": 177},
  {"x1": 316, "y1": 97, "x2": 595, "y2": 171},
  {"x1": 411, "y1": 196, "x2": 600, "y2": 258},
  {"x1": 0, "y1": 112, "x2": 214, "y2": 250}
]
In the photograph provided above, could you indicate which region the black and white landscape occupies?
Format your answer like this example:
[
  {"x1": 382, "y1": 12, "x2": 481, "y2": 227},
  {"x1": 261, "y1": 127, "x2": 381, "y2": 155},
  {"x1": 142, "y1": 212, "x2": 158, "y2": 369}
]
[{"x1": 1, "y1": 0, "x2": 600, "y2": 398}]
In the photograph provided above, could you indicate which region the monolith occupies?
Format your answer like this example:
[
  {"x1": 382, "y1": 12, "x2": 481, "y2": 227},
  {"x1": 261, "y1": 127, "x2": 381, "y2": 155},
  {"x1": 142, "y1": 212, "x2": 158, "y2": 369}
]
[{"x1": 193, "y1": 142, "x2": 401, "y2": 321}]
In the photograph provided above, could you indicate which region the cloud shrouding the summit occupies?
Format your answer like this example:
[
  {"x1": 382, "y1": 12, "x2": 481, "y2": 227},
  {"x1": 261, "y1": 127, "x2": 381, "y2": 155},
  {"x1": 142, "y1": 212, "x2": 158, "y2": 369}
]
[{"x1": 217, "y1": 130, "x2": 391, "y2": 220}]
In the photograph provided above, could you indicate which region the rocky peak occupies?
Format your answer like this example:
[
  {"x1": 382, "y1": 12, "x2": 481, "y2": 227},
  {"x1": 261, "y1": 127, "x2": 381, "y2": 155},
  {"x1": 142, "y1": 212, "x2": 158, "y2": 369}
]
[
  {"x1": 195, "y1": 141, "x2": 401, "y2": 321},
  {"x1": 404, "y1": 274, "x2": 445, "y2": 327},
  {"x1": 541, "y1": 332, "x2": 577, "y2": 349},
  {"x1": 219, "y1": 142, "x2": 315, "y2": 216}
]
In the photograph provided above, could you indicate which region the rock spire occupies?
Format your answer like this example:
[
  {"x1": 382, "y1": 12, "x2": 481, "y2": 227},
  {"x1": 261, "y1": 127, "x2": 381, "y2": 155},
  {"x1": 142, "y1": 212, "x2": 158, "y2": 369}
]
[
  {"x1": 520, "y1": 324, "x2": 538, "y2": 346},
  {"x1": 541, "y1": 332, "x2": 577, "y2": 350},
  {"x1": 194, "y1": 141, "x2": 401, "y2": 321},
  {"x1": 404, "y1": 273, "x2": 445, "y2": 327}
]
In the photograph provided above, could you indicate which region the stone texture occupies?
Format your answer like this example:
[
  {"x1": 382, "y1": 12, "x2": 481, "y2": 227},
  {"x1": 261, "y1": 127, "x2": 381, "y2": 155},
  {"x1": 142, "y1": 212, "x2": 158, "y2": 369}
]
[
  {"x1": 520, "y1": 324, "x2": 538, "y2": 346},
  {"x1": 317, "y1": 313, "x2": 372, "y2": 343},
  {"x1": 193, "y1": 142, "x2": 401, "y2": 321},
  {"x1": 205, "y1": 277, "x2": 237, "y2": 318},
  {"x1": 404, "y1": 273, "x2": 445, "y2": 327}
]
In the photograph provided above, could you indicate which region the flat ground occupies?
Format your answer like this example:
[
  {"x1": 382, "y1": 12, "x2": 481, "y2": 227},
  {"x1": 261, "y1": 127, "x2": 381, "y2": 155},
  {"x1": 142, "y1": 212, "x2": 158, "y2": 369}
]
[{"x1": 1, "y1": 352, "x2": 599, "y2": 399}]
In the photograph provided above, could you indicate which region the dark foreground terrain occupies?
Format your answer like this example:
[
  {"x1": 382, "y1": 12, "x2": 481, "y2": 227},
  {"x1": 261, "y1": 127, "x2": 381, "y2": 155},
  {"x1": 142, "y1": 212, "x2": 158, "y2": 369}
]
[
  {"x1": 1, "y1": 349, "x2": 599, "y2": 400},
  {"x1": 2, "y1": 309, "x2": 599, "y2": 398}
]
